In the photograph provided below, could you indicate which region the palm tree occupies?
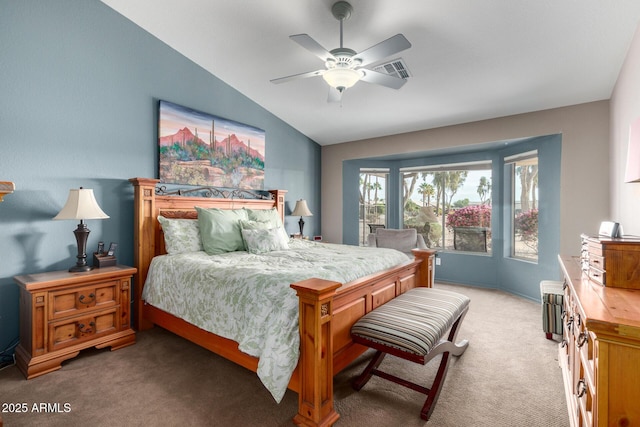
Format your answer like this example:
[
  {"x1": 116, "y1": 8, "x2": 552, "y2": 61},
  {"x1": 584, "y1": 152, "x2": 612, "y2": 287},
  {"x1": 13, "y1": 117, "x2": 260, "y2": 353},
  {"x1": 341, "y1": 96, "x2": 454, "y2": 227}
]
[
  {"x1": 445, "y1": 171, "x2": 468, "y2": 211},
  {"x1": 418, "y1": 182, "x2": 435, "y2": 206},
  {"x1": 517, "y1": 165, "x2": 538, "y2": 211},
  {"x1": 477, "y1": 176, "x2": 491, "y2": 204},
  {"x1": 372, "y1": 181, "x2": 382, "y2": 205}
]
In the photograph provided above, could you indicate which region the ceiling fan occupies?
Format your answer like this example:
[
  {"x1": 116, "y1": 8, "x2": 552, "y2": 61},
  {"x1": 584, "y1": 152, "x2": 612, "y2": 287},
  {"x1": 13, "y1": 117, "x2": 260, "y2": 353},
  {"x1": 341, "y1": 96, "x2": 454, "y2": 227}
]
[{"x1": 270, "y1": 1, "x2": 412, "y2": 102}]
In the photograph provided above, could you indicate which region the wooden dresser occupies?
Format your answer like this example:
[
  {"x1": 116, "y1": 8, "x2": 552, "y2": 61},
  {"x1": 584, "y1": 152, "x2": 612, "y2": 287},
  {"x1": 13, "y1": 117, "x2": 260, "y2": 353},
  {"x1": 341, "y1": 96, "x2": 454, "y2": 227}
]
[
  {"x1": 558, "y1": 254, "x2": 640, "y2": 427},
  {"x1": 14, "y1": 265, "x2": 137, "y2": 379}
]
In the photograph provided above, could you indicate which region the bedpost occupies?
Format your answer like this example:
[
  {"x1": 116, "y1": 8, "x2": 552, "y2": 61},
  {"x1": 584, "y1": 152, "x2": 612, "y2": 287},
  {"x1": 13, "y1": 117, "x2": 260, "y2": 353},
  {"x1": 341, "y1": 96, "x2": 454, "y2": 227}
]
[
  {"x1": 290, "y1": 278, "x2": 342, "y2": 427},
  {"x1": 129, "y1": 177, "x2": 160, "y2": 330},
  {"x1": 268, "y1": 189, "x2": 287, "y2": 224},
  {"x1": 412, "y1": 248, "x2": 437, "y2": 288}
]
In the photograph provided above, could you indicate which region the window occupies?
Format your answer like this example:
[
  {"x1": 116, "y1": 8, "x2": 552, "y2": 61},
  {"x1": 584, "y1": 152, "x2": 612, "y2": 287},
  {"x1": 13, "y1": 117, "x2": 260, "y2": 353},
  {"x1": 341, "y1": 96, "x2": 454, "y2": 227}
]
[
  {"x1": 401, "y1": 161, "x2": 492, "y2": 253},
  {"x1": 506, "y1": 151, "x2": 538, "y2": 261},
  {"x1": 359, "y1": 169, "x2": 388, "y2": 246}
]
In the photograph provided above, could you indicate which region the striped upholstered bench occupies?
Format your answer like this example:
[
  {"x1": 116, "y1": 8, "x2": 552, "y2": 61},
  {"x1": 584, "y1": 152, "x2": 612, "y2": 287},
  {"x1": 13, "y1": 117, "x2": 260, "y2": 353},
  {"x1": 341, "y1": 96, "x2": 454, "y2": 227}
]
[{"x1": 351, "y1": 287, "x2": 470, "y2": 421}]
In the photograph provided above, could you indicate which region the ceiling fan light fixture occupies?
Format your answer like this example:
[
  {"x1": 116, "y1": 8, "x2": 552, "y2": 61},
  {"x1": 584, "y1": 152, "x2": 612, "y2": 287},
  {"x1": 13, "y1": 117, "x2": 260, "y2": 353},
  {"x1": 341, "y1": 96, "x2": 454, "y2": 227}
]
[{"x1": 322, "y1": 68, "x2": 362, "y2": 91}]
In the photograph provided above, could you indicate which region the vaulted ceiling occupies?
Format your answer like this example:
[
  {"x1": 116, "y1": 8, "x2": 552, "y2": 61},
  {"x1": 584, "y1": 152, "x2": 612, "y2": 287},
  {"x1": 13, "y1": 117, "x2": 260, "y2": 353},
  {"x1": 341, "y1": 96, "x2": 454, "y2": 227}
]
[{"x1": 101, "y1": 0, "x2": 640, "y2": 146}]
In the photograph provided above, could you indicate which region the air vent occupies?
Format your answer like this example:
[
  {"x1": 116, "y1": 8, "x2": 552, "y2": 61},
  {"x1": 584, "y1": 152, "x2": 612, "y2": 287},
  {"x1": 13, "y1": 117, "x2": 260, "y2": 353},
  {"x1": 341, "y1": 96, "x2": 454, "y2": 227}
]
[{"x1": 372, "y1": 58, "x2": 411, "y2": 79}]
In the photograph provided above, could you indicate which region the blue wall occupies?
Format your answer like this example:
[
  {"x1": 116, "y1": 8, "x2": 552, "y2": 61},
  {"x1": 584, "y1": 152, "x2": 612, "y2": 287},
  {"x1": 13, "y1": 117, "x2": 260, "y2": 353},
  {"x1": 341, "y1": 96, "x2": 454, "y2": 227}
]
[
  {"x1": 0, "y1": 0, "x2": 320, "y2": 356},
  {"x1": 343, "y1": 135, "x2": 562, "y2": 301}
]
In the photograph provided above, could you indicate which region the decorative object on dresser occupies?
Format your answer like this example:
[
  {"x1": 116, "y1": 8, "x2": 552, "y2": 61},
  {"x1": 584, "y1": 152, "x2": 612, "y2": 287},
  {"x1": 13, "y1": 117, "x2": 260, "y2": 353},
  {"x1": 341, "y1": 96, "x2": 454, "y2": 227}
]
[
  {"x1": 580, "y1": 234, "x2": 640, "y2": 289},
  {"x1": 93, "y1": 241, "x2": 117, "y2": 268},
  {"x1": 558, "y1": 253, "x2": 640, "y2": 426},
  {"x1": 290, "y1": 198, "x2": 313, "y2": 236},
  {"x1": 14, "y1": 265, "x2": 137, "y2": 379},
  {"x1": 0, "y1": 181, "x2": 15, "y2": 202},
  {"x1": 53, "y1": 188, "x2": 109, "y2": 272}
]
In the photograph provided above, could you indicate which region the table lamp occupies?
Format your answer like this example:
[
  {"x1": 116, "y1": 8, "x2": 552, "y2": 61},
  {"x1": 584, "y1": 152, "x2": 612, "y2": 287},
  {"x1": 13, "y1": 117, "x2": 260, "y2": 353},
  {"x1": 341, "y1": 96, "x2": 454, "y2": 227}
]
[
  {"x1": 291, "y1": 199, "x2": 313, "y2": 236},
  {"x1": 54, "y1": 187, "x2": 109, "y2": 272}
]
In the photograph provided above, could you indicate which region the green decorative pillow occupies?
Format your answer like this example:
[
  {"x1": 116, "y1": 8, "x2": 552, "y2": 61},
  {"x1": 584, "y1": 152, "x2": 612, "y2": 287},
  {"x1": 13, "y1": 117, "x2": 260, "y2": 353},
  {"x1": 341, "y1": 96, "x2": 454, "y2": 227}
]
[
  {"x1": 196, "y1": 207, "x2": 248, "y2": 255},
  {"x1": 157, "y1": 216, "x2": 203, "y2": 254},
  {"x1": 241, "y1": 227, "x2": 289, "y2": 254},
  {"x1": 244, "y1": 208, "x2": 289, "y2": 243}
]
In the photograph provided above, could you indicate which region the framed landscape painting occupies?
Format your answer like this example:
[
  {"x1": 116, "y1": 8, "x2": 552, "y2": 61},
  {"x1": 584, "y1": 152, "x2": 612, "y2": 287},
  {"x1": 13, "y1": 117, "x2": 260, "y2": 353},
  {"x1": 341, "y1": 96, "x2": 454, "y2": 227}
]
[{"x1": 158, "y1": 100, "x2": 265, "y2": 190}]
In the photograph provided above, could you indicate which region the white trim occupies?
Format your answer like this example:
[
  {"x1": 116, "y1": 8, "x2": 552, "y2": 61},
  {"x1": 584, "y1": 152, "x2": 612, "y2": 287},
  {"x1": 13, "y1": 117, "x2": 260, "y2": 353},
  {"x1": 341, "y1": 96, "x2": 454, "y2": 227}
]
[
  {"x1": 504, "y1": 150, "x2": 538, "y2": 163},
  {"x1": 400, "y1": 160, "x2": 492, "y2": 173}
]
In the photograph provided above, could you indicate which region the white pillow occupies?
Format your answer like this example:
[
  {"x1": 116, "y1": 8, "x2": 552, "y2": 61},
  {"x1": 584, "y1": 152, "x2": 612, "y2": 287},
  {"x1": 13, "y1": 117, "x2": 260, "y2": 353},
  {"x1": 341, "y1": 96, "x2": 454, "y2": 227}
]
[
  {"x1": 157, "y1": 215, "x2": 203, "y2": 254},
  {"x1": 241, "y1": 227, "x2": 289, "y2": 254},
  {"x1": 244, "y1": 208, "x2": 289, "y2": 243}
]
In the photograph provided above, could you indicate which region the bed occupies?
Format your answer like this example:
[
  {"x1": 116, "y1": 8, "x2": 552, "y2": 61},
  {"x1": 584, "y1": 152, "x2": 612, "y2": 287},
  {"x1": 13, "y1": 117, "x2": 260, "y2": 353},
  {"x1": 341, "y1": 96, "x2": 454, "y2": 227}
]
[{"x1": 129, "y1": 177, "x2": 436, "y2": 426}]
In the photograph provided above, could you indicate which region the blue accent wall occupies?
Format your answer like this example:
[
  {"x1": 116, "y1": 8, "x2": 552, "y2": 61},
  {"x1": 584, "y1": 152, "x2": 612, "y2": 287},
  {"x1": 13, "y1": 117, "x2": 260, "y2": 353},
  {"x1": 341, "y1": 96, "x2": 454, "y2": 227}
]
[
  {"x1": 343, "y1": 135, "x2": 561, "y2": 301},
  {"x1": 0, "y1": 0, "x2": 320, "y2": 356}
]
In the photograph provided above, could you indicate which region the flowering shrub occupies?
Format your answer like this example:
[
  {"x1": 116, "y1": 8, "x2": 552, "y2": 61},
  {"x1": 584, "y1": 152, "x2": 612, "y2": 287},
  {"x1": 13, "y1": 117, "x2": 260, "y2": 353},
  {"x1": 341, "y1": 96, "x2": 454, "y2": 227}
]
[
  {"x1": 514, "y1": 209, "x2": 538, "y2": 241},
  {"x1": 446, "y1": 205, "x2": 491, "y2": 229}
]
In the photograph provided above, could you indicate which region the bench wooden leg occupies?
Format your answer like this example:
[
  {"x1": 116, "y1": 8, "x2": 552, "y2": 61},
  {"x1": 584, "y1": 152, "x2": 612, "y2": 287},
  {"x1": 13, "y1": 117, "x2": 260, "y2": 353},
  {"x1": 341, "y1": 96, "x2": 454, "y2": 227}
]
[
  {"x1": 352, "y1": 309, "x2": 469, "y2": 422},
  {"x1": 352, "y1": 350, "x2": 386, "y2": 391}
]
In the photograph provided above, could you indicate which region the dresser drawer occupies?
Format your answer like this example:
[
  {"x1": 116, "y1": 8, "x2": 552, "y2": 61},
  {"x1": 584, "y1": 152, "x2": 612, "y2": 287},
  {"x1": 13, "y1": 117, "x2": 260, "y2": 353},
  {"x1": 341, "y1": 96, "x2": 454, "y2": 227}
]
[
  {"x1": 587, "y1": 268, "x2": 605, "y2": 286},
  {"x1": 48, "y1": 280, "x2": 119, "y2": 320},
  {"x1": 587, "y1": 253, "x2": 605, "y2": 271},
  {"x1": 586, "y1": 241, "x2": 603, "y2": 257},
  {"x1": 48, "y1": 307, "x2": 119, "y2": 351}
]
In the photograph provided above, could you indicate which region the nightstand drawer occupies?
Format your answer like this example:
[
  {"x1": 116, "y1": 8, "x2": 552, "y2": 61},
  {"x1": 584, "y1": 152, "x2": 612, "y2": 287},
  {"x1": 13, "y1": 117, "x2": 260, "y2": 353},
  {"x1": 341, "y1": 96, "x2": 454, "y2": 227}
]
[
  {"x1": 48, "y1": 308, "x2": 119, "y2": 351},
  {"x1": 49, "y1": 280, "x2": 119, "y2": 320}
]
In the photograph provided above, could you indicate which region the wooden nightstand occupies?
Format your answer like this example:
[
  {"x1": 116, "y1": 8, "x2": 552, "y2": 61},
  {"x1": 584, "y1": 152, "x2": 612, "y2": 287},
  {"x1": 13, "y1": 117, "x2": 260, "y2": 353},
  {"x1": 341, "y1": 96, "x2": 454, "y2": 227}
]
[{"x1": 14, "y1": 265, "x2": 137, "y2": 379}]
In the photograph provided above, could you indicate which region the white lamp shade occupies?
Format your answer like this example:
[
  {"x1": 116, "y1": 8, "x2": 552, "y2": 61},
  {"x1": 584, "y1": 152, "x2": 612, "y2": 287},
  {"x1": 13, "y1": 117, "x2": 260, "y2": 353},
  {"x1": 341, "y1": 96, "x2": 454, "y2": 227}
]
[
  {"x1": 322, "y1": 68, "x2": 363, "y2": 90},
  {"x1": 291, "y1": 199, "x2": 313, "y2": 217},
  {"x1": 53, "y1": 188, "x2": 110, "y2": 220}
]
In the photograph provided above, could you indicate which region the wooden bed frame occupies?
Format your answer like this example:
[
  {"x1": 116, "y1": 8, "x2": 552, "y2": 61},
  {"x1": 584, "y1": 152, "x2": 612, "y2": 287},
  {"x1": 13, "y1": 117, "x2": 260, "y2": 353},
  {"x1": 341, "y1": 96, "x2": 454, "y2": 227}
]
[{"x1": 129, "y1": 177, "x2": 436, "y2": 426}]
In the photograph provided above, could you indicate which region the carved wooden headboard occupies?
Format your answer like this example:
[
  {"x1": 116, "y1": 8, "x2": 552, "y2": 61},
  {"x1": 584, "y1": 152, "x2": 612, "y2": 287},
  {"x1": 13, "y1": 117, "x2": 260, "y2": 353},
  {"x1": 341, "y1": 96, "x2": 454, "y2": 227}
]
[{"x1": 128, "y1": 177, "x2": 286, "y2": 329}]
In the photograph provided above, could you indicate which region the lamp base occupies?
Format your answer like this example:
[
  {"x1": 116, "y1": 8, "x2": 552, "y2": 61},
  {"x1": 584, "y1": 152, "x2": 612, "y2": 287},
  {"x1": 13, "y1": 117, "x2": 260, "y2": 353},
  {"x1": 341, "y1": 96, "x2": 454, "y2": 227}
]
[
  {"x1": 298, "y1": 217, "x2": 305, "y2": 236},
  {"x1": 70, "y1": 221, "x2": 93, "y2": 273},
  {"x1": 69, "y1": 264, "x2": 93, "y2": 273}
]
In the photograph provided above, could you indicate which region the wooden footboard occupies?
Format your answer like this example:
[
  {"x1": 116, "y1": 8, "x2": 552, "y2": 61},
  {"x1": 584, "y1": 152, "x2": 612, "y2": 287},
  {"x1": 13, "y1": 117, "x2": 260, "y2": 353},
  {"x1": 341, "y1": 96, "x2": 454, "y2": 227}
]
[{"x1": 129, "y1": 178, "x2": 435, "y2": 427}]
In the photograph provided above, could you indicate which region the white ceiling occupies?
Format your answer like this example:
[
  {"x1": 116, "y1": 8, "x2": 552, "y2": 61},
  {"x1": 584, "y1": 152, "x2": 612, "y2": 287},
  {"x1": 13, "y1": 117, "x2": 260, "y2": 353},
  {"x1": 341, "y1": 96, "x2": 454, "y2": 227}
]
[{"x1": 101, "y1": 0, "x2": 640, "y2": 146}]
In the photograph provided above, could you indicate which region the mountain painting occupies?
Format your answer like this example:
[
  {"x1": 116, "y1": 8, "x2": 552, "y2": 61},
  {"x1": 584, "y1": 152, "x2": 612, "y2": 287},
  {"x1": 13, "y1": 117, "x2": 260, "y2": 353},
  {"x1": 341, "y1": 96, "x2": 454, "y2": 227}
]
[{"x1": 158, "y1": 100, "x2": 265, "y2": 190}]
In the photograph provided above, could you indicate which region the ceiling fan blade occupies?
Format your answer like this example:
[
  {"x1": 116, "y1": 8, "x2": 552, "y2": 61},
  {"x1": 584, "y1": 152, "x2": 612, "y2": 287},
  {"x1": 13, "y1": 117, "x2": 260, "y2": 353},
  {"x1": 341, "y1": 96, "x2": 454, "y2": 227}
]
[
  {"x1": 290, "y1": 34, "x2": 336, "y2": 62},
  {"x1": 360, "y1": 69, "x2": 407, "y2": 89},
  {"x1": 353, "y1": 34, "x2": 411, "y2": 67},
  {"x1": 270, "y1": 69, "x2": 325, "y2": 84},
  {"x1": 327, "y1": 87, "x2": 343, "y2": 103}
]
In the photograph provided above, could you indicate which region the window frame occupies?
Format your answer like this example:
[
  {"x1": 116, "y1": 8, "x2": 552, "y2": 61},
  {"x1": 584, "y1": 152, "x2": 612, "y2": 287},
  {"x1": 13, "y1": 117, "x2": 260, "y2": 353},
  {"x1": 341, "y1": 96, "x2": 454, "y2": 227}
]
[{"x1": 400, "y1": 160, "x2": 493, "y2": 254}]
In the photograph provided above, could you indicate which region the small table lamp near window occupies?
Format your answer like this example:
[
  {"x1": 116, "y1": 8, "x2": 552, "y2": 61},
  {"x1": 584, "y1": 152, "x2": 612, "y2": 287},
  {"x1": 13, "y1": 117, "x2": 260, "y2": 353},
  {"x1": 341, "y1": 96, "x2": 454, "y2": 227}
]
[
  {"x1": 54, "y1": 187, "x2": 109, "y2": 272},
  {"x1": 291, "y1": 199, "x2": 313, "y2": 236}
]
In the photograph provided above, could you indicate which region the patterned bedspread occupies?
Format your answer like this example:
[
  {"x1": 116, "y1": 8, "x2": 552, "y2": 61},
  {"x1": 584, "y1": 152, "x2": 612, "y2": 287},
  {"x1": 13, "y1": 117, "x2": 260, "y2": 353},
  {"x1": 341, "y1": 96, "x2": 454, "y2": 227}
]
[{"x1": 142, "y1": 239, "x2": 410, "y2": 402}]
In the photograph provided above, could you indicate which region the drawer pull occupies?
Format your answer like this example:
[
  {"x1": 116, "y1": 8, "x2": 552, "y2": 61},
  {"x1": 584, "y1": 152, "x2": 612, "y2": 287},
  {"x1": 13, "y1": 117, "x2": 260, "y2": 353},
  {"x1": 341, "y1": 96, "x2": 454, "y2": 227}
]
[
  {"x1": 574, "y1": 313, "x2": 581, "y2": 327},
  {"x1": 78, "y1": 321, "x2": 95, "y2": 334},
  {"x1": 561, "y1": 339, "x2": 568, "y2": 348},
  {"x1": 562, "y1": 279, "x2": 568, "y2": 290},
  {"x1": 566, "y1": 316, "x2": 574, "y2": 332},
  {"x1": 577, "y1": 332, "x2": 589, "y2": 348},
  {"x1": 78, "y1": 293, "x2": 95, "y2": 304},
  {"x1": 576, "y1": 379, "x2": 587, "y2": 398}
]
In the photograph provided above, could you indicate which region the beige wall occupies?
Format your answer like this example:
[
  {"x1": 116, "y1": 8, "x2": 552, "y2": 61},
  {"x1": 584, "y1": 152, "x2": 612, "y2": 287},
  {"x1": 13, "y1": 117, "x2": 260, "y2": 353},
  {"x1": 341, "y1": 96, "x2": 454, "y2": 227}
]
[
  {"x1": 611, "y1": 23, "x2": 640, "y2": 236},
  {"x1": 322, "y1": 100, "x2": 610, "y2": 256}
]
